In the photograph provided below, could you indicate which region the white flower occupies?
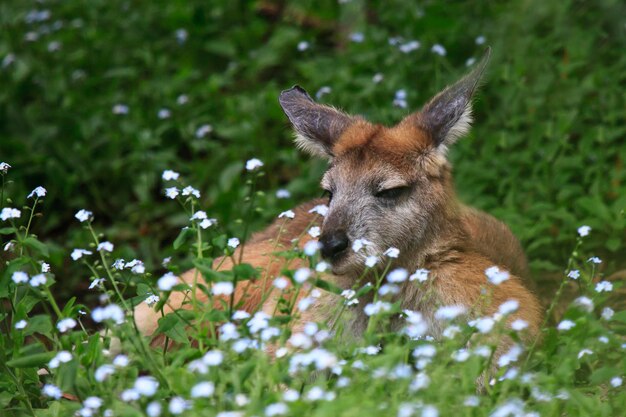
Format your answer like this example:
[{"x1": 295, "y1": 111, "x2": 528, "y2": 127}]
[
  {"x1": 349, "y1": 32, "x2": 364, "y2": 43},
  {"x1": 431, "y1": 44, "x2": 446, "y2": 56},
  {"x1": 577, "y1": 225, "x2": 591, "y2": 237},
  {"x1": 235, "y1": 394, "x2": 249, "y2": 407},
  {"x1": 42, "y1": 384, "x2": 62, "y2": 399},
  {"x1": 475, "y1": 35, "x2": 486, "y2": 45},
  {"x1": 409, "y1": 372, "x2": 430, "y2": 391},
  {"x1": 316, "y1": 86, "x2": 332, "y2": 99},
  {"x1": 146, "y1": 402, "x2": 162, "y2": 417},
  {"x1": 165, "y1": 187, "x2": 179, "y2": 199},
  {"x1": 466, "y1": 57, "x2": 476, "y2": 67},
  {"x1": 379, "y1": 284, "x2": 399, "y2": 296},
  {"x1": 202, "y1": 350, "x2": 224, "y2": 366},
  {"x1": 75, "y1": 209, "x2": 92, "y2": 222},
  {"x1": 29, "y1": 274, "x2": 47, "y2": 287},
  {"x1": 113, "y1": 355, "x2": 129, "y2": 367},
  {"x1": 485, "y1": 266, "x2": 510, "y2": 285},
  {"x1": 497, "y1": 344, "x2": 523, "y2": 367},
  {"x1": 227, "y1": 237, "x2": 240, "y2": 248},
  {"x1": 315, "y1": 261, "x2": 329, "y2": 272},
  {"x1": 134, "y1": 376, "x2": 159, "y2": 396},
  {"x1": 578, "y1": 349, "x2": 593, "y2": 359},
  {"x1": 399, "y1": 40, "x2": 420, "y2": 53},
  {"x1": 588, "y1": 256, "x2": 602, "y2": 264},
  {"x1": 1, "y1": 208, "x2": 21, "y2": 221},
  {"x1": 92, "y1": 304, "x2": 125, "y2": 324},
  {"x1": 266, "y1": 402, "x2": 288, "y2": 416},
  {"x1": 49, "y1": 351, "x2": 72, "y2": 368},
  {"x1": 276, "y1": 189, "x2": 291, "y2": 199},
  {"x1": 182, "y1": 186, "x2": 200, "y2": 198},
  {"x1": 471, "y1": 317, "x2": 495, "y2": 334},
  {"x1": 434, "y1": 305, "x2": 466, "y2": 320},
  {"x1": 387, "y1": 268, "x2": 408, "y2": 283},
  {"x1": 294, "y1": 268, "x2": 311, "y2": 284},
  {"x1": 308, "y1": 226, "x2": 321, "y2": 238},
  {"x1": 351, "y1": 238, "x2": 372, "y2": 253},
  {"x1": 273, "y1": 277, "x2": 289, "y2": 290},
  {"x1": 120, "y1": 388, "x2": 140, "y2": 401},
  {"x1": 498, "y1": 299, "x2": 520, "y2": 316},
  {"x1": 557, "y1": 319, "x2": 575, "y2": 331},
  {"x1": 27, "y1": 186, "x2": 47, "y2": 198},
  {"x1": 248, "y1": 312, "x2": 270, "y2": 333},
  {"x1": 297, "y1": 41, "x2": 309, "y2": 51},
  {"x1": 595, "y1": 281, "x2": 613, "y2": 292},
  {"x1": 97, "y1": 241, "x2": 114, "y2": 252},
  {"x1": 372, "y1": 73, "x2": 384, "y2": 83},
  {"x1": 112, "y1": 104, "x2": 129, "y2": 114},
  {"x1": 84, "y1": 396, "x2": 103, "y2": 410},
  {"x1": 409, "y1": 268, "x2": 429, "y2": 282},
  {"x1": 41, "y1": 262, "x2": 50, "y2": 272},
  {"x1": 245, "y1": 158, "x2": 264, "y2": 171},
  {"x1": 510, "y1": 319, "x2": 529, "y2": 331},
  {"x1": 278, "y1": 210, "x2": 295, "y2": 219},
  {"x1": 473, "y1": 346, "x2": 492, "y2": 358},
  {"x1": 364, "y1": 301, "x2": 391, "y2": 316},
  {"x1": 168, "y1": 397, "x2": 189, "y2": 415},
  {"x1": 601, "y1": 307, "x2": 614, "y2": 320},
  {"x1": 191, "y1": 381, "x2": 215, "y2": 398},
  {"x1": 4, "y1": 242, "x2": 15, "y2": 251},
  {"x1": 199, "y1": 218, "x2": 217, "y2": 229},
  {"x1": 57, "y1": 318, "x2": 77, "y2": 333},
  {"x1": 177, "y1": 94, "x2": 189, "y2": 105},
  {"x1": 567, "y1": 270, "x2": 580, "y2": 280},
  {"x1": 71, "y1": 248, "x2": 92, "y2": 261},
  {"x1": 162, "y1": 170, "x2": 180, "y2": 181},
  {"x1": 12, "y1": 271, "x2": 29, "y2": 284},
  {"x1": 308, "y1": 204, "x2": 329, "y2": 217},
  {"x1": 341, "y1": 289, "x2": 356, "y2": 300},
  {"x1": 212, "y1": 281, "x2": 234, "y2": 296},
  {"x1": 158, "y1": 272, "x2": 178, "y2": 291},
  {"x1": 94, "y1": 364, "x2": 115, "y2": 382},
  {"x1": 464, "y1": 396, "x2": 480, "y2": 407},
  {"x1": 0, "y1": 162, "x2": 11, "y2": 174},
  {"x1": 393, "y1": 89, "x2": 407, "y2": 108},
  {"x1": 157, "y1": 108, "x2": 171, "y2": 119},
  {"x1": 232, "y1": 310, "x2": 250, "y2": 320},
  {"x1": 610, "y1": 377, "x2": 623, "y2": 388},
  {"x1": 364, "y1": 256, "x2": 378, "y2": 267},
  {"x1": 145, "y1": 294, "x2": 160, "y2": 306},
  {"x1": 304, "y1": 240, "x2": 321, "y2": 256},
  {"x1": 384, "y1": 247, "x2": 400, "y2": 258},
  {"x1": 283, "y1": 389, "x2": 300, "y2": 402},
  {"x1": 298, "y1": 297, "x2": 314, "y2": 311},
  {"x1": 15, "y1": 319, "x2": 27, "y2": 329},
  {"x1": 196, "y1": 124, "x2": 213, "y2": 138},
  {"x1": 573, "y1": 296, "x2": 594, "y2": 312}
]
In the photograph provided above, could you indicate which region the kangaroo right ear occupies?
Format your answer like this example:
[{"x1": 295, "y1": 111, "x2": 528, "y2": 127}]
[{"x1": 279, "y1": 86, "x2": 355, "y2": 158}]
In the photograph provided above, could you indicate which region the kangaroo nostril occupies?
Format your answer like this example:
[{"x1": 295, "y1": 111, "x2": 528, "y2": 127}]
[{"x1": 320, "y1": 231, "x2": 349, "y2": 259}]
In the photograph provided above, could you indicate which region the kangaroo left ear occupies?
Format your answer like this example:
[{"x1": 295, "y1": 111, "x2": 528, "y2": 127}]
[
  {"x1": 279, "y1": 86, "x2": 356, "y2": 158},
  {"x1": 410, "y1": 47, "x2": 491, "y2": 152}
]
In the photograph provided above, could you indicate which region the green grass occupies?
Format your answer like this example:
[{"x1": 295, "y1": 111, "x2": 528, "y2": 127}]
[{"x1": 1, "y1": 0, "x2": 625, "y2": 415}]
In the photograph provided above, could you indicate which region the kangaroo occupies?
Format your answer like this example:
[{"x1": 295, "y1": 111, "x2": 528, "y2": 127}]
[{"x1": 134, "y1": 48, "x2": 542, "y2": 366}]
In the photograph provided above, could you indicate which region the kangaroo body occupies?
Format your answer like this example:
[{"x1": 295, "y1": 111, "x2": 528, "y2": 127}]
[{"x1": 135, "y1": 48, "x2": 542, "y2": 365}]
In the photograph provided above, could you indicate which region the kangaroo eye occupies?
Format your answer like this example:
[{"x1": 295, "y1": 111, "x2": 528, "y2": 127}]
[
  {"x1": 323, "y1": 189, "x2": 334, "y2": 202},
  {"x1": 375, "y1": 186, "x2": 409, "y2": 199}
]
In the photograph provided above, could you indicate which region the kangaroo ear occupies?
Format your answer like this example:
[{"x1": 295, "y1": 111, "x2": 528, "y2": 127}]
[
  {"x1": 412, "y1": 47, "x2": 491, "y2": 152},
  {"x1": 279, "y1": 86, "x2": 355, "y2": 158}
]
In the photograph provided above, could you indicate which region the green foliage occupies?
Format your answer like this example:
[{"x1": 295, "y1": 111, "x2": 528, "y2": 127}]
[{"x1": 1, "y1": 0, "x2": 625, "y2": 416}]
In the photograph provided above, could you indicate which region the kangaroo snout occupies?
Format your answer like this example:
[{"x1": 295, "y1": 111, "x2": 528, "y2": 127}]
[{"x1": 319, "y1": 230, "x2": 349, "y2": 260}]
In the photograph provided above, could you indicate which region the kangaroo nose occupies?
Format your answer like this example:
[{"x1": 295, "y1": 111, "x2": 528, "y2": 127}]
[{"x1": 320, "y1": 231, "x2": 349, "y2": 259}]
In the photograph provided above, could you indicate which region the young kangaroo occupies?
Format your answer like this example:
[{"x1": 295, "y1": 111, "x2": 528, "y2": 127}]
[{"x1": 134, "y1": 48, "x2": 542, "y2": 366}]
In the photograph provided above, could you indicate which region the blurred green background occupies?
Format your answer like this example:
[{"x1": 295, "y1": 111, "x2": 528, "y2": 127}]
[{"x1": 1, "y1": 0, "x2": 625, "y2": 296}]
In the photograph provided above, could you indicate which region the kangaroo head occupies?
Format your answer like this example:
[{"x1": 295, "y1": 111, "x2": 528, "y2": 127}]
[{"x1": 279, "y1": 49, "x2": 491, "y2": 276}]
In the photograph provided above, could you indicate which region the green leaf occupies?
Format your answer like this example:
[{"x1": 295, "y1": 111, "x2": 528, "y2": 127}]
[
  {"x1": 313, "y1": 278, "x2": 342, "y2": 295},
  {"x1": 173, "y1": 227, "x2": 193, "y2": 250},
  {"x1": 156, "y1": 314, "x2": 189, "y2": 344},
  {"x1": 0, "y1": 227, "x2": 16, "y2": 235},
  {"x1": 7, "y1": 351, "x2": 56, "y2": 368},
  {"x1": 22, "y1": 236, "x2": 49, "y2": 257}
]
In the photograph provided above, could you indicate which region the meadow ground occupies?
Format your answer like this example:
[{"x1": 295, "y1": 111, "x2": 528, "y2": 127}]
[{"x1": 1, "y1": 1, "x2": 625, "y2": 416}]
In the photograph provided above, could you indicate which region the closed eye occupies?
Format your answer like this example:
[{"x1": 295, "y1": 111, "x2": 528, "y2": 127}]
[{"x1": 375, "y1": 186, "x2": 410, "y2": 199}]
